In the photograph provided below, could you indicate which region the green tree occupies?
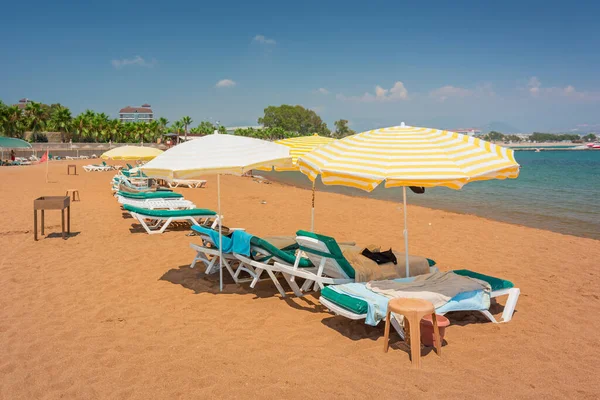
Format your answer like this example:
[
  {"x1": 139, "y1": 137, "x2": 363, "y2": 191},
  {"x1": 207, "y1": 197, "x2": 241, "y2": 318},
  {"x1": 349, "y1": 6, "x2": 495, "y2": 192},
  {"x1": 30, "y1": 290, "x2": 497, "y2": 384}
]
[
  {"x1": 24, "y1": 102, "x2": 47, "y2": 134},
  {"x1": 181, "y1": 116, "x2": 193, "y2": 142},
  {"x1": 258, "y1": 105, "x2": 330, "y2": 135},
  {"x1": 483, "y1": 131, "x2": 505, "y2": 141},
  {"x1": 583, "y1": 133, "x2": 597, "y2": 142},
  {"x1": 333, "y1": 119, "x2": 355, "y2": 138},
  {"x1": 50, "y1": 105, "x2": 72, "y2": 142}
]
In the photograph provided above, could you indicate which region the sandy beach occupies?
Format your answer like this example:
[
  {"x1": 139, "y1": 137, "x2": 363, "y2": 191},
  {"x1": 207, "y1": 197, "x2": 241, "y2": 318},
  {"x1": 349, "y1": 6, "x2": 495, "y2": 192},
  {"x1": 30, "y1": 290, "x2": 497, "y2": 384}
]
[{"x1": 1, "y1": 159, "x2": 599, "y2": 399}]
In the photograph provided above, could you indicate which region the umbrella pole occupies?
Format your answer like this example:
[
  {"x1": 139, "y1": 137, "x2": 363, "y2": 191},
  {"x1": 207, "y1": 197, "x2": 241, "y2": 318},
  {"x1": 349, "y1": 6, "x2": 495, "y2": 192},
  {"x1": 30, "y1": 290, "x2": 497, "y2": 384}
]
[
  {"x1": 311, "y1": 181, "x2": 316, "y2": 232},
  {"x1": 218, "y1": 174, "x2": 223, "y2": 292},
  {"x1": 403, "y1": 186, "x2": 410, "y2": 277}
]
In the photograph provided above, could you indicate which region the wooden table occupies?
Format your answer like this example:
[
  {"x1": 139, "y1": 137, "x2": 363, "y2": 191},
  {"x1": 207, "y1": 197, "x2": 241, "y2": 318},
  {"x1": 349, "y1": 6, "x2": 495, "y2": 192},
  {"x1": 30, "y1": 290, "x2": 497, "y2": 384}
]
[
  {"x1": 67, "y1": 164, "x2": 77, "y2": 175},
  {"x1": 34, "y1": 196, "x2": 71, "y2": 240}
]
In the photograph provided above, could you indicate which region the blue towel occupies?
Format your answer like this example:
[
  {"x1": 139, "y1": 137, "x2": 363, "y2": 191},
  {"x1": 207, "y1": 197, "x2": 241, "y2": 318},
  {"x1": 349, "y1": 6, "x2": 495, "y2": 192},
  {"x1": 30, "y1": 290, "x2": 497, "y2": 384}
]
[
  {"x1": 191, "y1": 226, "x2": 254, "y2": 256},
  {"x1": 230, "y1": 230, "x2": 253, "y2": 256}
]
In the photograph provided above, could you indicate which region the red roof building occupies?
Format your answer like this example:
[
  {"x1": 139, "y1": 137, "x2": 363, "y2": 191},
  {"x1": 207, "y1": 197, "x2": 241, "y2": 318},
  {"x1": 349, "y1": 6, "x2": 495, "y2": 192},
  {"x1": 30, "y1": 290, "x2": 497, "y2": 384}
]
[{"x1": 119, "y1": 105, "x2": 154, "y2": 123}]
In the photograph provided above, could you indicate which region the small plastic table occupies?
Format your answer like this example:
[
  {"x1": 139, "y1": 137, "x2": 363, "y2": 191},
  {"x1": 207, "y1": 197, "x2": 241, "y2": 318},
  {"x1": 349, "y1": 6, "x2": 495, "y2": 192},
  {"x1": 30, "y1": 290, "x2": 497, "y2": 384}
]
[{"x1": 34, "y1": 196, "x2": 71, "y2": 240}]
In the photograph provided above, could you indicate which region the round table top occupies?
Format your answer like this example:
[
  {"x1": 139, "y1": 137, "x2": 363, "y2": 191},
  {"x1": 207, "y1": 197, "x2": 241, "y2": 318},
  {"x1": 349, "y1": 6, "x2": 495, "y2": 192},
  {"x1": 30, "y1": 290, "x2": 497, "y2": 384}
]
[{"x1": 388, "y1": 298, "x2": 435, "y2": 314}]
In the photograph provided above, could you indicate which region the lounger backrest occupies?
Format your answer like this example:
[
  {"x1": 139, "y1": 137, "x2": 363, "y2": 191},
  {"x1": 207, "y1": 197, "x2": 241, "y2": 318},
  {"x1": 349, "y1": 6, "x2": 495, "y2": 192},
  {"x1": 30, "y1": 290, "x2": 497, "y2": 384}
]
[
  {"x1": 250, "y1": 237, "x2": 313, "y2": 268},
  {"x1": 295, "y1": 231, "x2": 354, "y2": 279}
]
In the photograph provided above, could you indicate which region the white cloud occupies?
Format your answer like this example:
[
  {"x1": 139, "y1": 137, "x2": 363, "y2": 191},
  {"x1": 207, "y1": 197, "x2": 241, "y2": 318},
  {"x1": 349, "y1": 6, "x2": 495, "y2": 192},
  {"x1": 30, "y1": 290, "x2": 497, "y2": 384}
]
[
  {"x1": 527, "y1": 77, "x2": 541, "y2": 96},
  {"x1": 315, "y1": 88, "x2": 330, "y2": 95},
  {"x1": 111, "y1": 56, "x2": 156, "y2": 69},
  {"x1": 430, "y1": 83, "x2": 496, "y2": 102},
  {"x1": 216, "y1": 79, "x2": 236, "y2": 88},
  {"x1": 337, "y1": 81, "x2": 409, "y2": 102},
  {"x1": 252, "y1": 34, "x2": 276, "y2": 45},
  {"x1": 430, "y1": 86, "x2": 472, "y2": 102},
  {"x1": 525, "y1": 76, "x2": 598, "y2": 101}
]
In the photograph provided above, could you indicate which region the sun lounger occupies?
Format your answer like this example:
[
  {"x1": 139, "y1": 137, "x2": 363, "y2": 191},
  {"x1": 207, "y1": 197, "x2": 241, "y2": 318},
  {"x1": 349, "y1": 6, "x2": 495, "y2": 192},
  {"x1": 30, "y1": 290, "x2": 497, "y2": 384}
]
[
  {"x1": 274, "y1": 230, "x2": 437, "y2": 294},
  {"x1": 117, "y1": 196, "x2": 195, "y2": 210},
  {"x1": 189, "y1": 225, "x2": 253, "y2": 284},
  {"x1": 233, "y1": 236, "x2": 314, "y2": 297},
  {"x1": 84, "y1": 161, "x2": 113, "y2": 172},
  {"x1": 318, "y1": 269, "x2": 520, "y2": 339},
  {"x1": 117, "y1": 190, "x2": 181, "y2": 200},
  {"x1": 167, "y1": 179, "x2": 207, "y2": 189},
  {"x1": 123, "y1": 204, "x2": 217, "y2": 234}
]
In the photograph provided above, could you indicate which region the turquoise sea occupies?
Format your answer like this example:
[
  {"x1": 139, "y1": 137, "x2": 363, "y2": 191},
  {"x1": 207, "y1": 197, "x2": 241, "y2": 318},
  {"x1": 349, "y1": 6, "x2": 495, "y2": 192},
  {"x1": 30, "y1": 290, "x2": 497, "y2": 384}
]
[{"x1": 261, "y1": 151, "x2": 600, "y2": 240}]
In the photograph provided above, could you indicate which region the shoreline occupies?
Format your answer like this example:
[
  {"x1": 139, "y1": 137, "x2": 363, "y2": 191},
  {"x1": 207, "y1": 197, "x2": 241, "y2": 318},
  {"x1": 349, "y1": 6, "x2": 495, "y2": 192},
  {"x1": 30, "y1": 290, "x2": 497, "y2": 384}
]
[{"x1": 261, "y1": 171, "x2": 600, "y2": 242}]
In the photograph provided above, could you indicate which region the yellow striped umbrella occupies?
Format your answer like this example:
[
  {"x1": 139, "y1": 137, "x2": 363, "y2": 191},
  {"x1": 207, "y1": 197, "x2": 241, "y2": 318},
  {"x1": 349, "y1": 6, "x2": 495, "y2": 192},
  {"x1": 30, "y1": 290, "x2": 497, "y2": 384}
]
[
  {"x1": 274, "y1": 134, "x2": 336, "y2": 171},
  {"x1": 298, "y1": 123, "x2": 520, "y2": 275},
  {"x1": 101, "y1": 146, "x2": 163, "y2": 161}
]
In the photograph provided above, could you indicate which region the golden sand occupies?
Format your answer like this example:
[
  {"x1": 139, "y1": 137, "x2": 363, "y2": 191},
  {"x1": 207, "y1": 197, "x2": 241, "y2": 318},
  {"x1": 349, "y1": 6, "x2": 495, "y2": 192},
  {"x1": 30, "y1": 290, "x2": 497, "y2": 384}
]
[{"x1": 1, "y1": 159, "x2": 599, "y2": 399}]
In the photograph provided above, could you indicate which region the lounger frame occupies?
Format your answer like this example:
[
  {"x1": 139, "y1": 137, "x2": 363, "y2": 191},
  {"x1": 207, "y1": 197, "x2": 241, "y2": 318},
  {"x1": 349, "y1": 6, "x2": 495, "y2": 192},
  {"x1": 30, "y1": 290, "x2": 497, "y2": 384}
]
[
  {"x1": 319, "y1": 286, "x2": 521, "y2": 339},
  {"x1": 127, "y1": 210, "x2": 215, "y2": 234}
]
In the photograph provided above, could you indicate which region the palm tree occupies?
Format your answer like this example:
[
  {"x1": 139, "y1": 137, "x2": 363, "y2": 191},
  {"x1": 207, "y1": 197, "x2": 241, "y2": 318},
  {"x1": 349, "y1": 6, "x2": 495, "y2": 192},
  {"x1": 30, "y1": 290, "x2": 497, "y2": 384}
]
[
  {"x1": 181, "y1": 116, "x2": 192, "y2": 142},
  {"x1": 24, "y1": 102, "x2": 47, "y2": 134},
  {"x1": 50, "y1": 106, "x2": 72, "y2": 142},
  {"x1": 5, "y1": 105, "x2": 24, "y2": 138}
]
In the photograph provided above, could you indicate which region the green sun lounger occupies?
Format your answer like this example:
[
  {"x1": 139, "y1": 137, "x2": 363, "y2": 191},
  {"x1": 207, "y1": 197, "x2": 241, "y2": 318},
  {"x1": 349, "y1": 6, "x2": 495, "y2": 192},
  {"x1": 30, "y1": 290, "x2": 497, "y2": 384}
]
[
  {"x1": 117, "y1": 190, "x2": 182, "y2": 199},
  {"x1": 123, "y1": 204, "x2": 217, "y2": 234}
]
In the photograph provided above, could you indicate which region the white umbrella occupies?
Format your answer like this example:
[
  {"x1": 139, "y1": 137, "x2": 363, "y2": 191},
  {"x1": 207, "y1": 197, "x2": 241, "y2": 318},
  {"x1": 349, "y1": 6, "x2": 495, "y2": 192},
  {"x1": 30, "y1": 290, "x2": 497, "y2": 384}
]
[{"x1": 141, "y1": 132, "x2": 292, "y2": 291}]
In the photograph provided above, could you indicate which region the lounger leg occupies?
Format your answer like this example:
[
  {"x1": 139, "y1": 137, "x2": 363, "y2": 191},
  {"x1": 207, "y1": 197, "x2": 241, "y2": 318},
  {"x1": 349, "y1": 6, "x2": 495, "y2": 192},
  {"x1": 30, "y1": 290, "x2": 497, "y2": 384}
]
[
  {"x1": 158, "y1": 218, "x2": 172, "y2": 234},
  {"x1": 501, "y1": 288, "x2": 520, "y2": 322},
  {"x1": 136, "y1": 215, "x2": 156, "y2": 234},
  {"x1": 281, "y1": 273, "x2": 304, "y2": 297},
  {"x1": 250, "y1": 268, "x2": 264, "y2": 288},
  {"x1": 301, "y1": 279, "x2": 314, "y2": 292},
  {"x1": 265, "y1": 268, "x2": 287, "y2": 297}
]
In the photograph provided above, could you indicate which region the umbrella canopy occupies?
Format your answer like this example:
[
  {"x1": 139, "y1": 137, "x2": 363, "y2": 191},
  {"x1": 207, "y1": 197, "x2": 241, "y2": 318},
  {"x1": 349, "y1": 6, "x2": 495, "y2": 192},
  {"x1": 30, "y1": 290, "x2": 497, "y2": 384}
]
[
  {"x1": 272, "y1": 134, "x2": 336, "y2": 171},
  {"x1": 0, "y1": 137, "x2": 32, "y2": 149},
  {"x1": 141, "y1": 133, "x2": 292, "y2": 179},
  {"x1": 297, "y1": 123, "x2": 520, "y2": 276},
  {"x1": 298, "y1": 124, "x2": 519, "y2": 191},
  {"x1": 141, "y1": 133, "x2": 292, "y2": 292},
  {"x1": 101, "y1": 146, "x2": 163, "y2": 161}
]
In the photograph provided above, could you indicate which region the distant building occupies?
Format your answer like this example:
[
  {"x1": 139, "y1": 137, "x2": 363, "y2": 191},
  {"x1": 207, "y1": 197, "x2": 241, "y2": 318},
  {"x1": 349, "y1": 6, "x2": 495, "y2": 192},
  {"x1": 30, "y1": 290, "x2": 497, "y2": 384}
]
[
  {"x1": 14, "y1": 98, "x2": 32, "y2": 110},
  {"x1": 451, "y1": 128, "x2": 482, "y2": 136},
  {"x1": 119, "y1": 104, "x2": 154, "y2": 123},
  {"x1": 225, "y1": 125, "x2": 263, "y2": 134}
]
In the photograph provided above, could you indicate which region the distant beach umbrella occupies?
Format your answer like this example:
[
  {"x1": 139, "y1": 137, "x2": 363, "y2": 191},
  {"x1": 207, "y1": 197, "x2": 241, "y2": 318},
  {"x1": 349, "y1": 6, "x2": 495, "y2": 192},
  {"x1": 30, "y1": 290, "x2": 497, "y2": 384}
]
[
  {"x1": 141, "y1": 133, "x2": 292, "y2": 291},
  {"x1": 101, "y1": 146, "x2": 163, "y2": 161},
  {"x1": 260, "y1": 134, "x2": 337, "y2": 231},
  {"x1": 298, "y1": 123, "x2": 520, "y2": 276},
  {"x1": 0, "y1": 136, "x2": 32, "y2": 160}
]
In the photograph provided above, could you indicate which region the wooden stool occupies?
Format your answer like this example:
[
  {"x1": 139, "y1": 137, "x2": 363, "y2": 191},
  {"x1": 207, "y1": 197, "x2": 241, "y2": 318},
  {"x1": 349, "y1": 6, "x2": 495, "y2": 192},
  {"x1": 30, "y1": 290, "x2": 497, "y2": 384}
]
[
  {"x1": 65, "y1": 189, "x2": 80, "y2": 201},
  {"x1": 383, "y1": 298, "x2": 441, "y2": 368},
  {"x1": 67, "y1": 164, "x2": 77, "y2": 175}
]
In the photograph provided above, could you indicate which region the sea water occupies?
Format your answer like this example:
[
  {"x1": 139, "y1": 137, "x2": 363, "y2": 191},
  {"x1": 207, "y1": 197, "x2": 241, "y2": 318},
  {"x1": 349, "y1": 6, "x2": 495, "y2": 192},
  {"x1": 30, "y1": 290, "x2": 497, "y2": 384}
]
[{"x1": 262, "y1": 151, "x2": 600, "y2": 240}]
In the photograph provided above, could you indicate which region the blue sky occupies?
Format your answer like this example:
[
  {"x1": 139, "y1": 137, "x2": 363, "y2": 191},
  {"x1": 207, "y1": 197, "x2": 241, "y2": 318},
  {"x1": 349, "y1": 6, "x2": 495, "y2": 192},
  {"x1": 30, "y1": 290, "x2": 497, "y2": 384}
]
[{"x1": 1, "y1": 0, "x2": 599, "y2": 133}]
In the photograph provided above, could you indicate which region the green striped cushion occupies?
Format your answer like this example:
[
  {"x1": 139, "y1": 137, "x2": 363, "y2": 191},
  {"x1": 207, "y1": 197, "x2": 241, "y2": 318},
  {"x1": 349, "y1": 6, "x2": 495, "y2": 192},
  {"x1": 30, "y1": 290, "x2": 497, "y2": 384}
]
[
  {"x1": 118, "y1": 191, "x2": 181, "y2": 199},
  {"x1": 296, "y1": 230, "x2": 355, "y2": 279},
  {"x1": 453, "y1": 269, "x2": 514, "y2": 291},
  {"x1": 251, "y1": 237, "x2": 313, "y2": 268},
  {"x1": 123, "y1": 204, "x2": 216, "y2": 217}
]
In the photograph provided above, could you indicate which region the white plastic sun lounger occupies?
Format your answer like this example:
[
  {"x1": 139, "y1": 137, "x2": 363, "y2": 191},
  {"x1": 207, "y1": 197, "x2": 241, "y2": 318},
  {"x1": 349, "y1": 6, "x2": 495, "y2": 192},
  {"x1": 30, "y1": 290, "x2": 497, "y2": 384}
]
[
  {"x1": 319, "y1": 273, "x2": 520, "y2": 340},
  {"x1": 274, "y1": 232, "x2": 438, "y2": 295},
  {"x1": 117, "y1": 196, "x2": 196, "y2": 210},
  {"x1": 167, "y1": 179, "x2": 207, "y2": 189},
  {"x1": 123, "y1": 205, "x2": 217, "y2": 234},
  {"x1": 232, "y1": 237, "x2": 311, "y2": 297},
  {"x1": 189, "y1": 224, "x2": 256, "y2": 284}
]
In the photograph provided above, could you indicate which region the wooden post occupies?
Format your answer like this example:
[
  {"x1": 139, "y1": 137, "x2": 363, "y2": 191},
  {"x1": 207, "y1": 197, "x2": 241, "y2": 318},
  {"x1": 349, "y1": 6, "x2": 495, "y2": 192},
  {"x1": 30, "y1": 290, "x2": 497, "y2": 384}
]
[{"x1": 34, "y1": 210, "x2": 38, "y2": 241}]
